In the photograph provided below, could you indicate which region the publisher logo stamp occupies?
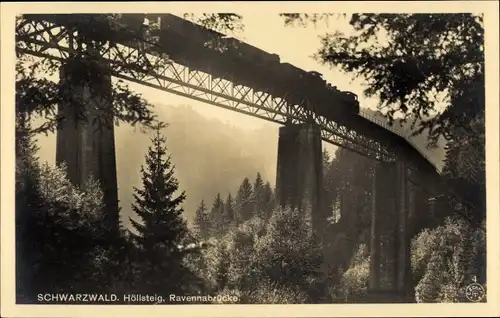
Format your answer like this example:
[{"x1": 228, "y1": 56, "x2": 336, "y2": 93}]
[{"x1": 465, "y1": 277, "x2": 485, "y2": 302}]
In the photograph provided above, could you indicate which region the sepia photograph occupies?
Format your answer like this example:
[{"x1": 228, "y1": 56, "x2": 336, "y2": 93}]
[{"x1": 1, "y1": 1, "x2": 499, "y2": 317}]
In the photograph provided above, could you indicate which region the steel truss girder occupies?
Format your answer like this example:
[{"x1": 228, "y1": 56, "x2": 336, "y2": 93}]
[{"x1": 16, "y1": 17, "x2": 399, "y2": 161}]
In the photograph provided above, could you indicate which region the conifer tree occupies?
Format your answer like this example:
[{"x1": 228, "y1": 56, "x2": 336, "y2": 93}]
[
  {"x1": 236, "y1": 177, "x2": 254, "y2": 222},
  {"x1": 253, "y1": 173, "x2": 266, "y2": 219},
  {"x1": 224, "y1": 193, "x2": 236, "y2": 229},
  {"x1": 15, "y1": 119, "x2": 43, "y2": 302},
  {"x1": 210, "y1": 193, "x2": 225, "y2": 237},
  {"x1": 193, "y1": 200, "x2": 210, "y2": 240},
  {"x1": 254, "y1": 172, "x2": 264, "y2": 190},
  {"x1": 262, "y1": 182, "x2": 275, "y2": 220},
  {"x1": 128, "y1": 122, "x2": 190, "y2": 295},
  {"x1": 255, "y1": 206, "x2": 326, "y2": 302},
  {"x1": 322, "y1": 149, "x2": 331, "y2": 176}
]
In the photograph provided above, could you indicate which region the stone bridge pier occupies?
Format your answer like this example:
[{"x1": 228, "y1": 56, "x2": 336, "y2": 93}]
[
  {"x1": 275, "y1": 123, "x2": 328, "y2": 240},
  {"x1": 56, "y1": 58, "x2": 119, "y2": 234},
  {"x1": 367, "y1": 160, "x2": 437, "y2": 302}
]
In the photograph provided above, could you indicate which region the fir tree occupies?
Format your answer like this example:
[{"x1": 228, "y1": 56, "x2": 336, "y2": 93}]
[
  {"x1": 15, "y1": 110, "x2": 40, "y2": 191},
  {"x1": 128, "y1": 122, "x2": 190, "y2": 295},
  {"x1": 210, "y1": 193, "x2": 225, "y2": 237},
  {"x1": 236, "y1": 177, "x2": 254, "y2": 222},
  {"x1": 254, "y1": 172, "x2": 264, "y2": 191},
  {"x1": 322, "y1": 149, "x2": 331, "y2": 175},
  {"x1": 253, "y1": 173, "x2": 266, "y2": 219},
  {"x1": 15, "y1": 119, "x2": 43, "y2": 302},
  {"x1": 224, "y1": 193, "x2": 236, "y2": 230},
  {"x1": 262, "y1": 182, "x2": 275, "y2": 220},
  {"x1": 193, "y1": 200, "x2": 210, "y2": 240}
]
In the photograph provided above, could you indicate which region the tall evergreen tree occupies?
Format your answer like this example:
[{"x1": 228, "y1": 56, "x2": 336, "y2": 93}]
[
  {"x1": 193, "y1": 200, "x2": 210, "y2": 240},
  {"x1": 262, "y1": 182, "x2": 275, "y2": 221},
  {"x1": 128, "y1": 122, "x2": 190, "y2": 295},
  {"x1": 322, "y1": 149, "x2": 331, "y2": 176},
  {"x1": 210, "y1": 193, "x2": 225, "y2": 237},
  {"x1": 15, "y1": 119, "x2": 43, "y2": 302},
  {"x1": 236, "y1": 177, "x2": 254, "y2": 222},
  {"x1": 254, "y1": 172, "x2": 264, "y2": 190},
  {"x1": 253, "y1": 173, "x2": 266, "y2": 219},
  {"x1": 224, "y1": 193, "x2": 236, "y2": 229}
]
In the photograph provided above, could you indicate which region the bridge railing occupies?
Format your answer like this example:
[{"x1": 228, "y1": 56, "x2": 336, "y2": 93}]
[{"x1": 358, "y1": 110, "x2": 442, "y2": 175}]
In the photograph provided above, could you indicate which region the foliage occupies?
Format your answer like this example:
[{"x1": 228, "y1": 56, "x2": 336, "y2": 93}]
[
  {"x1": 15, "y1": 114, "x2": 40, "y2": 191},
  {"x1": 186, "y1": 131, "x2": 487, "y2": 304},
  {"x1": 280, "y1": 13, "x2": 344, "y2": 28},
  {"x1": 253, "y1": 173, "x2": 275, "y2": 220},
  {"x1": 224, "y1": 193, "x2": 237, "y2": 228},
  {"x1": 441, "y1": 111, "x2": 486, "y2": 224},
  {"x1": 193, "y1": 200, "x2": 211, "y2": 240},
  {"x1": 189, "y1": 148, "x2": 378, "y2": 304},
  {"x1": 253, "y1": 172, "x2": 265, "y2": 212},
  {"x1": 184, "y1": 13, "x2": 244, "y2": 34},
  {"x1": 311, "y1": 14, "x2": 484, "y2": 143},
  {"x1": 235, "y1": 177, "x2": 254, "y2": 222},
  {"x1": 333, "y1": 244, "x2": 370, "y2": 301},
  {"x1": 128, "y1": 122, "x2": 196, "y2": 295},
  {"x1": 194, "y1": 173, "x2": 275, "y2": 241},
  {"x1": 15, "y1": 130, "x2": 118, "y2": 301},
  {"x1": 411, "y1": 216, "x2": 486, "y2": 302},
  {"x1": 209, "y1": 193, "x2": 225, "y2": 236},
  {"x1": 254, "y1": 207, "x2": 328, "y2": 302},
  {"x1": 185, "y1": 233, "x2": 233, "y2": 294},
  {"x1": 191, "y1": 204, "x2": 329, "y2": 304}
]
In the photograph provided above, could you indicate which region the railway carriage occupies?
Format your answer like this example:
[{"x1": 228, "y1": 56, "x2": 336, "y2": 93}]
[
  {"x1": 275, "y1": 63, "x2": 310, "y2": 105},
  {"x1": 217, "y1": 37, "x2": 281, "y2": 91},
  {"x1": 154, "y1": 14, "x2": 229, "y2": 77}
]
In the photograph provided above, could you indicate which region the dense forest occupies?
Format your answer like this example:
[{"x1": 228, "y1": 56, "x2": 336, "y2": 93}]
[{"x1": 14, "y1": 13, "x2": 486, "y2": 303}]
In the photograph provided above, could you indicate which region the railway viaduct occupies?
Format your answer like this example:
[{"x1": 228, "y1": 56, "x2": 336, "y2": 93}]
[{"x1": 16, "y1": 13, "x2": 444, "y2": 301}]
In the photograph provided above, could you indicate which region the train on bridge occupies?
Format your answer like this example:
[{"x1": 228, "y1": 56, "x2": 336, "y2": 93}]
[{"x1": 120, "y1": 13, "x2": 360, "y2": 121}]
